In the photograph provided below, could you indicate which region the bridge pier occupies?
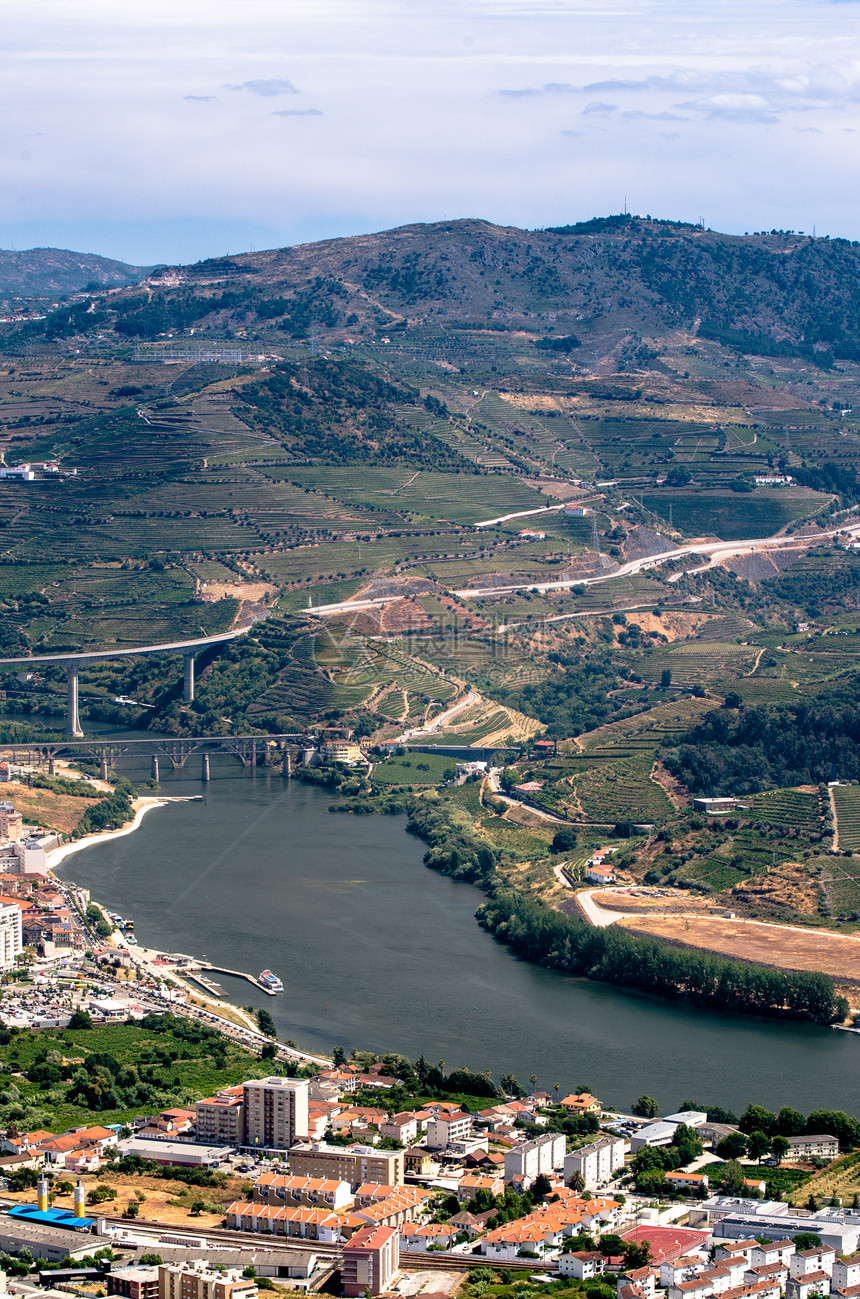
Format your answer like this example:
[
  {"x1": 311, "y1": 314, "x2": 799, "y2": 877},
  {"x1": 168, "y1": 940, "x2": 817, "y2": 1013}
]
[
  {"x1": 151, "y1": 756, "x2": 159, "y2": 782},
  {"x1": 201, "y1": 753, "x2": 210, "y2": 782},
  {"x1": 183, "y1": 653, "x2": 195, "y2": 704},
  {"x1": 282, "y1": 750, "x2": 292, "y2": 778},
  {"x1": 48, "y1": 758, "x2": 55, "y2": 776},
  {"x1": 100, "y1": 751, "x2": 108, "y2": 781},
  {"x1": 66, "y1": 664, "x2": 83, "y2": 738}
]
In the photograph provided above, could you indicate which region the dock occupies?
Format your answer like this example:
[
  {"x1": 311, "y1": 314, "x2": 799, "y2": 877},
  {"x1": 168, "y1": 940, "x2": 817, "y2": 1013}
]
[{"x1": 198, "y1": 963, "x2": 278, "y2": 995}]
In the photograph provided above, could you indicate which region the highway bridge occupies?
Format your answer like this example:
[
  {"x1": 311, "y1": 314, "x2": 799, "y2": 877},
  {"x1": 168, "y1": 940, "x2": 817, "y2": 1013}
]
[{"x1": 0, "y1": 625, "x2": 256, "y2": 736}]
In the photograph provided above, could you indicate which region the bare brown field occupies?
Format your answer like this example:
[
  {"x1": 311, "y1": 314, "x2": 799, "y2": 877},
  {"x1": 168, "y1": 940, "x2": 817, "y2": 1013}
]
[
  {"x1": 618, "y1": 913, "x2": 860, "y2": 984},
  {"x1": 597, "y1": 889, "x2": 719, "y2": 915},
  {"x1": 5, "y1": 780, "x2": 96, "y2": 836}
]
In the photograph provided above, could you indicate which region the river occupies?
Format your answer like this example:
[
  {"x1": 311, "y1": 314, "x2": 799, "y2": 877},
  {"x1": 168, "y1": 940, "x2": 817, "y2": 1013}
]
[{"x1": 54, "y1": 754, "x2": 860, "y2": 1117}]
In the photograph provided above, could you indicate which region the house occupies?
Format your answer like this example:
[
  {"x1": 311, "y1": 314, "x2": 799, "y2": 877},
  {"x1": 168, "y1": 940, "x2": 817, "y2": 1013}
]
[
  {"x1": 404, "y1": 1148, "x2": 437, "y2": 1177},
  {"x1": 786, "y1": 1274, "x2": 831, "y2": 1299},
  {"x1": 791, "y1": 1248, "x2": 836, "y2": 1280},
  {"x1": 380, "y1": 1113, "x2": 419, "y2": 1145},
  {"x1": 749, "y1": 1241, "x2": 796, "y2": 1270},
  {"x1": 561, "y1": 1092, "x2": 601, "y2": 1115},
  {"x1": 832, "y1": 1257, "x2": 860, "y2": 1293},
  {"x1": 618, "y1": 1267, "x2": 657, "y2": 1298},
  {"x1": 666, "y1": 1172, "x2": 709, "y2": 1193},
  {"x1": 400, "y1": 1223, "x2": 458, "y2": 1252},
  {"x1": 458, "y1": 1174, "x2": 503, "y2": 1200},
  {"x1": 480, "y1": 1219, "x2": 557, "y2": 1261},
  {"x1": 560, "y1": 1251, "x2": 607, "y2": 1281},
  {"x1": 586, "y1": 864, "x2": 616, "y2": 885},
  {"x1": 691, "y1": 797, "x2": 737, "y2": 815}
]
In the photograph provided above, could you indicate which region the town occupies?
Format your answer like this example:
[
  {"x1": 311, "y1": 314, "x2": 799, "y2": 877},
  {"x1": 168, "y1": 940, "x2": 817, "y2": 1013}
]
[{"x1": 0, "y1": 1041, "x2": 855, "y2": 1299}]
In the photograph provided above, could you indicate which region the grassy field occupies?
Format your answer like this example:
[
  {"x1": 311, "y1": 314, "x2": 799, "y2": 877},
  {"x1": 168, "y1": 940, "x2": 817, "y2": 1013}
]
[{"x1": 371, "y1": 752, "x2": 454, "y2": 785}]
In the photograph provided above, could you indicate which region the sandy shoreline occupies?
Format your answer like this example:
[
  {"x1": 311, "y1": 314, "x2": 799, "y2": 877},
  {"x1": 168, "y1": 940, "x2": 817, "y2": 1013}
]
[{"x1": 47, "y1": 795, "x2": 189, "y2": 870}]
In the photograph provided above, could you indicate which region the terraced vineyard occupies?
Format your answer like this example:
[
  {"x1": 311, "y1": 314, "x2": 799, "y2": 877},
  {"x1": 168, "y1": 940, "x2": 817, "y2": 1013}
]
[
  {"x1": 637, "y1": 641, "x2": 759, "y2": 686},
  {"x1": 744, "y1": 788, "x2": 823, "y2": 831},
  {"x1": 833, "y1": 785, "x2": 860, "y2": 851}
]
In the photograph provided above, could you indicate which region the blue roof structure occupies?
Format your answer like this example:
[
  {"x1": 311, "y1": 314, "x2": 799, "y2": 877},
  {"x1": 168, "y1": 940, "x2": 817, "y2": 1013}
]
[{"x1": 6, "y1": 1204, "x2": 94, "y2": 1230}]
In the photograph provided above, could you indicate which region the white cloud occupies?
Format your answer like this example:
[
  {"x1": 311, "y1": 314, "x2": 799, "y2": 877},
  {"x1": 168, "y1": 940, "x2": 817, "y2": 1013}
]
[
  {"x1": 2, "y1": 0, "x2": 860, "y2": 261},
  {"x1": 228, "y1": 78, "x2": 298, "y2": 96}
]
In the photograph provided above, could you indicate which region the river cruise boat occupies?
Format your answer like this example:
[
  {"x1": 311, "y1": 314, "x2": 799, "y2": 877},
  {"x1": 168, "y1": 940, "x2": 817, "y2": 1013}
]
[{"x1": 258, "y1": 969, "x2": 284, "y2": 993}]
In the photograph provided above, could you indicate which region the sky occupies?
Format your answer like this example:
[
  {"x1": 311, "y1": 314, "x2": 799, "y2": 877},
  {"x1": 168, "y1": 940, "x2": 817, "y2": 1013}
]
[{"x1": 3, "y1": 0, "x2": 860, "y2": 265}]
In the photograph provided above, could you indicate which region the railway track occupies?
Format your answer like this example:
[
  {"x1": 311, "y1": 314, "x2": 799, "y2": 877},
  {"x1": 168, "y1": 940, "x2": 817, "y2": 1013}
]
[{"x1": 97, "y1": 1213, "x2": 557, "y2": 1274}]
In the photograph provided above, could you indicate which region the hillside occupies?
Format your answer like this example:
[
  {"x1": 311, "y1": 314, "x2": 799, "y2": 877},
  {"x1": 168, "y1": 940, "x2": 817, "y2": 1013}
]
[
  {"x1": 13, "y1": 215, "x2": 860, "y2": 371},
  {"x1": 1, "y1": 217, "x2": 860, "y2": 995},
  {"x1": 0, "y1": 247, "x2": 152, "y2": 298}
]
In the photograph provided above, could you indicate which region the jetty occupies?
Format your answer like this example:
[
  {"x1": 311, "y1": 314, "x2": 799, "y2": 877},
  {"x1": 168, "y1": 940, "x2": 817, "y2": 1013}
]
[{"x1": 197, "y1": 963, "x2": 278, "y2": 995}]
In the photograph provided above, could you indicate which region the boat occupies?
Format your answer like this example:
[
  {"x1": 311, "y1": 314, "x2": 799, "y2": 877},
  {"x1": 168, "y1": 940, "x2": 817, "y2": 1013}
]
[{"x1": 258, "y1": 969, "x2": 284, "y2": 993}]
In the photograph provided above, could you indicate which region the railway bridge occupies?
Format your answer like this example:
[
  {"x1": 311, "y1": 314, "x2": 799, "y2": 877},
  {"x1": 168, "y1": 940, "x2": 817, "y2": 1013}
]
[
  {"x1": 0, "y1": 624, "x2": 257, "y2": 736},
  {"x1": 0, "y1": 733, "x2": 309, "y2": 781}
]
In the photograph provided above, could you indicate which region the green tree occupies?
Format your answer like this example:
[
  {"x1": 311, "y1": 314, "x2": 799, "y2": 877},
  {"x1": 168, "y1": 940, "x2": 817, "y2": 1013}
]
[
  {"x1": 792, "y1": 1234, "x2": 823, "y2": 1252},
  {"x1": 771, "y1": 1135, "x2": 790, "y2": 1165},
  {"x1": 632, "y1": 1096, "x2": 659, "y2": 1118},
  {"x1": 746, "y1": 1130, "x2": 772, "y2": 1163},
  {"x1": 717, "y1": 1132, "x2": 748, "y2": 1160},
  {"x1": 256, "y1": 1008, "x2": 276, "y2": 1038},
  {"x1": 717, "y1": 1160, "x2": 747, "y2": 1196},
  {"x1": 68, "y1": 1009, "x2": 93, "y2": 1030}
]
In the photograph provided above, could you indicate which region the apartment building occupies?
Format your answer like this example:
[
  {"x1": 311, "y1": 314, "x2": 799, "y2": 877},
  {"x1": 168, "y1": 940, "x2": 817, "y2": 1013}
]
[
  {"x1": 242, "y1": 1077, "x2": 309, "y2": 1151},
  {"x1": 158, "y1": 1263, "x2": 257, "y2": 1299},
  {"x1": 504, "y1": 1132, "x2": 565, "y2": 1183},
  {"x1": 563, "y1": 1136, "x2": 626, "y2": 1189},
  {"x1": 0, "y1": 901, "x2": 22, "y2": 971},
  {"x1": 425, "y1": 1111, "x2": 472, "y2": 1150},
  {"x1": 287, "y1": 1142, "x2": 404, "y2": 1190},
  {"x1": 785, "y1": 1134, "x2": 839, "y2": 1161},
  {"x1": 252, "y1": 1172, "x2": 353, "y2": 1211},
  {"x1": 109, "y1": 1267, "x2": 160, "y2": 1299},
  {"x1": 341, "y1": 1224, "x2": 399, "y2": 1298},
  {"x1": 195, "y1": 1091, "x2": 244, "y2": 1146}
]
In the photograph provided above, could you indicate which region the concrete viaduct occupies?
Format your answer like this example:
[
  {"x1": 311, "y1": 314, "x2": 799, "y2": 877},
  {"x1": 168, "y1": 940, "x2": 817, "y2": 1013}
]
[{"x1": 0, "y1": 625, "x2": 254, "y2": 736}]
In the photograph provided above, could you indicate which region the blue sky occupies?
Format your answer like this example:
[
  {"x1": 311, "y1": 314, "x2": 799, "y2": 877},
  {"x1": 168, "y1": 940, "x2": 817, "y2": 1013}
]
[{"x1": 2, "y1": 0, "x2": 860, "y2": 264}]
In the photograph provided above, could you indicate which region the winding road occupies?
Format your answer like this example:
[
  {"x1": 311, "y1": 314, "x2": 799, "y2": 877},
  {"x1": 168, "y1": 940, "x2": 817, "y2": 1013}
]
[{"x1": 308, "y1": 521, "x2": 860, "y2": 616}]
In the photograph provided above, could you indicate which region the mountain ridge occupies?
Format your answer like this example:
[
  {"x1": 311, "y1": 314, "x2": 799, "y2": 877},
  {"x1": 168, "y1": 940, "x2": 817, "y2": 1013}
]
[{"x1": 0, "y1": 247, "x2": 154, "y2": 299}]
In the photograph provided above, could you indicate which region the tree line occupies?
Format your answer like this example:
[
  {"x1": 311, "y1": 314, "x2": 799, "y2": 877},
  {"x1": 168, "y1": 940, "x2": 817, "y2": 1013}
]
[{"x1": 476, "y1": 889, "x2": 848, "y2": 1023}]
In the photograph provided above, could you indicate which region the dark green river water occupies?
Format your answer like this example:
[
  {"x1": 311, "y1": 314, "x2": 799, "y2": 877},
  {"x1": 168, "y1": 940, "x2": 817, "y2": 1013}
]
[{"x1": 55, "y1": 755, "x2": 860, "y2": 1116}]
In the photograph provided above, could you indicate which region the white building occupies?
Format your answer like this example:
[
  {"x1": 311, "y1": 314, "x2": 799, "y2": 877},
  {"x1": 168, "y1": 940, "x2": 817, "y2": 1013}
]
[
  {"x1": 630, "y1": 1111, "x2": 707, "y2": 1152},
  {"x1": 15, "y1": 840, "x2": 48, "y2": 876},
  {"x1": 425, "y1": 1111, "x2": 472, "y2": 1150},
  {"x1": 243, "y1": 1076, "x2": 309, "y2": 1151},
  {"x1": 563, "y1": 1135, "x2": 626, "y2": 1189},
  {"x1": 504, "y1": 1132, "x2": 565, "y2": 1182},
  {"x1": 0, "y1": 901, "x2": 22, "y2": 970},
  {"x1": 560, "y1": 1252, "x2": 607, "y2": 1280}
]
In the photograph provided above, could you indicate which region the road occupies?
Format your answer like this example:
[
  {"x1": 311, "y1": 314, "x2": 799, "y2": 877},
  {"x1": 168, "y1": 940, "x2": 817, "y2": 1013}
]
[
  {"x1": 308, "y1": 522, "x2": 860, "y2": 616},
  {"x1": 392, "y1": 689, "x2": 480, "y2": 742},
  {"x1": 453, "y1": 522, "x2": 860, "y2": 599}
]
